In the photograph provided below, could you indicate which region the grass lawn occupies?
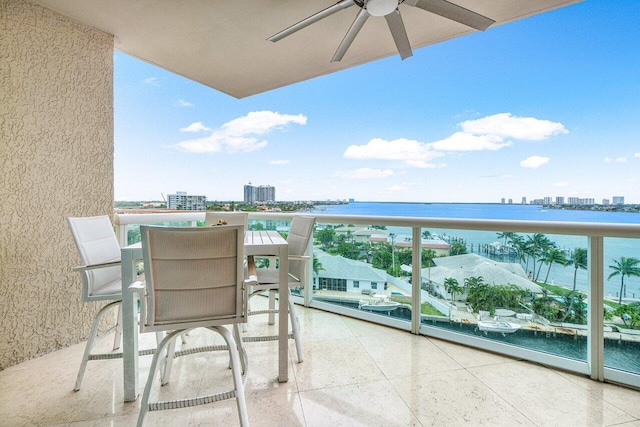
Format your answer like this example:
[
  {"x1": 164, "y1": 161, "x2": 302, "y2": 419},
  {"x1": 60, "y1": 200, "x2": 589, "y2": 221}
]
[
  {"x1": 536, "y1": 282, "x2": 622, "y2": 309},
  {"x1": 391, "y1": 295, "x2": 446, "y2": 316}
]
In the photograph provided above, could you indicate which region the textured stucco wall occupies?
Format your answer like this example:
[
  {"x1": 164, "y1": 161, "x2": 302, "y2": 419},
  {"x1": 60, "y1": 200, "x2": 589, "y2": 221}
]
[{"x1": 0, "y1": 0, "x2": 114, "y2": 368}]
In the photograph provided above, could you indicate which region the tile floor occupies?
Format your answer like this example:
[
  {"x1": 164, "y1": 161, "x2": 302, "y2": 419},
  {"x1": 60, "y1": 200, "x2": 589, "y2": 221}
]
[{"x1": 2, "y1": 300, "x2": 640, "y2": 427}]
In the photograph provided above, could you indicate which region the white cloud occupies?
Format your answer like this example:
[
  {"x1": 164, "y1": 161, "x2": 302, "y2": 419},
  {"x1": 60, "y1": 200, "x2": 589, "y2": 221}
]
[
  {"x1": 177, "y1": 99, "x2": 193, "y2": 107},
  {"x1": 269, "y1": 159, "x2": 290, "y2": 165},
  {"x1": 343, "y1": 138, "x2": 443, "y2": 168},
  {"x1": 520, "y1": 156, "x2": 549, "y2": 169},
  {"x1": 331, "y1": 168, "x2": 394, "y2": 179},
  {"x1": 342, "y1": 113, "x2": 565, "y2": 168},
  {"x1": 615, "y1": 157, "x2": 627, "y2": 163},
  {"x1": 432, "y1": 132, "x2": 512, "y2": 151},
  {"x1": 460, "y1": 113, "x2": 568, "y2": 140},
  {"x1": 176, "y1": 111, "x2": 307, "y2": 154},
  {"x1": 144, "y1": 77, "x2": 159, "y2": 86},
  {"x1": 180, "y1": 122, "x2": 211, "y2": 133},
  {"x1": 604, "y1": 157, "x2": 612, "y2": 163},
  {"x1": 635, "y1": 153, "x2": 640, "y2": 158},
  {"x1": 553, "y1": 181, "x2": 568, "y2": 187}
]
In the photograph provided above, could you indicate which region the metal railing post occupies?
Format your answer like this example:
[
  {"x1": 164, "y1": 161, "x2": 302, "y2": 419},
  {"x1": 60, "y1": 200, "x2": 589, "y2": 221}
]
[
  {"x1": 411, "y1": 226, "x2": 422, "y2": 334},
  {"x1": 588, "y1": 235, "x2": 604, "y2": 381}
]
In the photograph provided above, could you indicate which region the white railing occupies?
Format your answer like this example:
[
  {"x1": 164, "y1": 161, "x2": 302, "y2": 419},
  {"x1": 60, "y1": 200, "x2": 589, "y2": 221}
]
[{"x1": 113, "y1": 210, "x2": 640, "y2": 389}]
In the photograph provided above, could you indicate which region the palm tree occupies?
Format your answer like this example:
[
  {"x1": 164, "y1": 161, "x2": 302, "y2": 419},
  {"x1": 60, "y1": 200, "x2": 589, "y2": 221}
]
[
  {"x1": 496, "y1": 231, "x2": 516, "y2": 258},
  {"x1": 312, "y1": 255, "x2": 325, "y2": 275},
  {"x1": 608, "y1": 256, "x2": 640, "y2": 304},
  {"x1": 524, "y1": 233, "x2": 554, "y2": 281},
  {"x1": 443, "y1": 277, "x2": 462, "y2": 302},
  {"x1": 562, "y1": 248, "x2": 587, "y2": 321},
  {"x1": 421, "y1": 230, "x2": 432, "y2": 239},
  {"x1": 541, "y1": 247, "x2": 568, "y2": 284}
]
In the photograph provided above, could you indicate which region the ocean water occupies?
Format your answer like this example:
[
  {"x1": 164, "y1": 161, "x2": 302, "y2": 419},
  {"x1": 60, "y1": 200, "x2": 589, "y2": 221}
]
[{"x1": 309, "y1": 202, "x2": 640, "y2": 299}]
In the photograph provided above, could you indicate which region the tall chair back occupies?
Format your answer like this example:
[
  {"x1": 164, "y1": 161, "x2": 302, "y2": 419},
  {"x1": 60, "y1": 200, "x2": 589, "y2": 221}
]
[
  {"x1": 287, "y1": 216, "x2": 316, "y2": 282},
  {"x1": 139, "y1": 225, "x2": 247, "y2": 332},
  {"x1": 67, "y1": 215, "x2": 121, "y2": 301},
  {"x1": 204, "y1": 212, "x2": 249, "y2": 229}
]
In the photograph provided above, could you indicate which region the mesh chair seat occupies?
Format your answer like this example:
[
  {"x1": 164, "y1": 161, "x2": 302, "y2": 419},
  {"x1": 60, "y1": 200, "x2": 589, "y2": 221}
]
[{"x1": 133, "y1": 225, "x2": 253, "y2": 427}]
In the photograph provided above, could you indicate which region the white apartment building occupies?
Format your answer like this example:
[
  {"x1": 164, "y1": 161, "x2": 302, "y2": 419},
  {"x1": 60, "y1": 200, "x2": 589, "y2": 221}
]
[
  {"x1": 244, "y1": 183, "x2": 276, "y2": 204},
  {"x1": 167, "y1": 191, "x2": 207, "y2": 210}
]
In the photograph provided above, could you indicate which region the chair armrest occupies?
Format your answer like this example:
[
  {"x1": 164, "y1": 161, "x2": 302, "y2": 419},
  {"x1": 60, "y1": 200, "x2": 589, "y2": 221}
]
[
  {"x1": 247, "y1": 256, "x2": 257, "y2": 277},
  {"x1": 128, "y1": 281, "x2": 146, "y2": 294},
  {"x1": 73, "y1": 259, "x2": 121, "y2": 272},
  {"x1": 288, "y1": 255, "x2": 310, "y2": 261}
]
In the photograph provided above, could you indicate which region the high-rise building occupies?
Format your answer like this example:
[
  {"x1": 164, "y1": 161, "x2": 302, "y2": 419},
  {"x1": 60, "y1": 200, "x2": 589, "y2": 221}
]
[
  {"x1": 167, "y1": 191, "x2": 207, "y2": 210},
  {"x1": 555, "y1": 196, "x2": 565, "y2": 205},
  {"x1": 244, "y1": 182, "x2": 276, "y2": 204},
  {"x1": 602, "y1": 199, "x2": 610, "y2": 205},
  {"x1": 543, "y1": 196, "x2": 552, "y2": 205},
  {"x1": 613, "y1": 196, "x2": 625, "y2": 205},
  {"x1": 501, "y1": 198, "x2": 505, "y2": 204}
]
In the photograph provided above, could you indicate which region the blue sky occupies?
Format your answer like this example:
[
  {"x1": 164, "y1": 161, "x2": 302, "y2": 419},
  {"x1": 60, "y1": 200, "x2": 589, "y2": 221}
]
[{"x1": 114, "y1": 0, "x2": 640, "y2": 204}]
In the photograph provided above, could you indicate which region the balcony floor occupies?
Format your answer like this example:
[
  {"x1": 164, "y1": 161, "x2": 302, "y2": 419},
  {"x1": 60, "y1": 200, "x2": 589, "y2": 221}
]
[{"x1": 2, "y1": 300, "x2": 640, "y2": 426}]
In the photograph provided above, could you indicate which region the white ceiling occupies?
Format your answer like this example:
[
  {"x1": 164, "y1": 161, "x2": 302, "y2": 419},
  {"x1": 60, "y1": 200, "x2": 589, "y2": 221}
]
[{"x1": 34, "y1": 0, "x2": 581, "y2": 98}]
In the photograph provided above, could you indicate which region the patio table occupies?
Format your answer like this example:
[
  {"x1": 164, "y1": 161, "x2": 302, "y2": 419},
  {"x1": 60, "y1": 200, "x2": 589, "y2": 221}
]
[{"x1": 120, "y1": 230, "x2": 289, "y2": 402}]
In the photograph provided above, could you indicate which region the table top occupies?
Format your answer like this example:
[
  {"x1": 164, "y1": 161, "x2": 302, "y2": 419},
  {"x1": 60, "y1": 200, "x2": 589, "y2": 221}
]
[
  {"x1": 122, "y1": 230, "x2": 287, "y2": 253},
  {"x1": 244, "y1": 230, "x2": 287, "y2": 246}
]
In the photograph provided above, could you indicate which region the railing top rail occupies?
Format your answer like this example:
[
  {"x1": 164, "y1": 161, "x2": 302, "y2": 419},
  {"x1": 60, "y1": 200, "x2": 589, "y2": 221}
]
[{"x1": 113, "y1": 211, "x2": 640, "y2": 238}]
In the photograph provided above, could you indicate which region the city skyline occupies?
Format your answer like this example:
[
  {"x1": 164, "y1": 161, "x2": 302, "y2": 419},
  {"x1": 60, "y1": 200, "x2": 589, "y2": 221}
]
[{"x1": 114, "y1": 0, "x2": 640, "y2": 204}]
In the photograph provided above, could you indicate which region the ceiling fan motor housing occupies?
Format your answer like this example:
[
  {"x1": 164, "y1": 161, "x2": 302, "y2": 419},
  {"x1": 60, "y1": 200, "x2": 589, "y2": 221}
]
[{"x1": 366, "y1": 0, "x2": 399, "y2": 16}]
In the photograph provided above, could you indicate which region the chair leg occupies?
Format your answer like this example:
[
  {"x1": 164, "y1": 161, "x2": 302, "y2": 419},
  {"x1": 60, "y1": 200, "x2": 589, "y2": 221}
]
[
  {"x1": 137, "y1": 330, "x2": 183, "y2": 427},
  {"x1": 74, "y1": 300, "x2": 121, "y2": 391},
  {"x1": 213, "y1": 326, "x2": 249, "y2": 427},
  {"x1": 268, "y1": 291, "x2": 276, "y2": 324},
  {"x1": 232, "y1": 324, "x2": 248, "y2": 377},
  {"x1": 287, "y1": 289, "x2": 304, "y2": 363},
  {"x1": 113, "y1": 304, "x2": 122, "y2": 351},
  {"x1": 160, "y1": 335, "x2": 177, "y2": 386}
]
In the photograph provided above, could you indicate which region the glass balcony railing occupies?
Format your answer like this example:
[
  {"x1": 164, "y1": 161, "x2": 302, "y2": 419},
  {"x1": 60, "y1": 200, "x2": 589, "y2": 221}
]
[{"x1": 114, "y1": 211, "x2": 640, "y2": 389}]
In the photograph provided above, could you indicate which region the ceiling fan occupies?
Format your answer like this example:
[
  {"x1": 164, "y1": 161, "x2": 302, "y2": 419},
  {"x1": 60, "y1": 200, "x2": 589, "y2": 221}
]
[{"x1": 267, "y1": 0, "x2": 495, "y2": 62}]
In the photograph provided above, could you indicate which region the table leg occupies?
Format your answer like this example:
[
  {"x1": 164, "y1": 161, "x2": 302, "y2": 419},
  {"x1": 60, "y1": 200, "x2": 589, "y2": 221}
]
[
  {"x1": 121, "y1": 250, "x2": 139, "y2": 402},
  {"x1": 278, "y1": 245, "x2": 289, "y2": 383}
]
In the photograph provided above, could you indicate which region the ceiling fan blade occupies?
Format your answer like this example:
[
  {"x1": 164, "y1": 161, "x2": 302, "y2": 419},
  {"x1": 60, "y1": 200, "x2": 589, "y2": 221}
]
[
  {"x1": 385, "y1": 9, "x2": 413, "y2": 60},
  {"x1": 332, "y1": 8, "x2": 370, "y2": 62},
  {"x1": 406, "y1": 0, "x2": 495, "y2": 31},
  {"x1": 268, "y1": 0, "x2": 357, "y2": 42}
]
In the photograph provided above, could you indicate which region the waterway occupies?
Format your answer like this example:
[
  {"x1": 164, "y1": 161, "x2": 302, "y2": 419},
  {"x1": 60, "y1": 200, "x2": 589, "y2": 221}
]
[{"x1": 310, "y1": 202, "x2": 640, "y2": 299}]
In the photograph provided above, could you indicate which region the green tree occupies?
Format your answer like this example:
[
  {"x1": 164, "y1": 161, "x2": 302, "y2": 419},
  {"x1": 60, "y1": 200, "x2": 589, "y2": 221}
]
[
  {"x1": 312, "y1": 255, "x2": 325, "y2": 275},
  {"x1": 444, "y1": 277, "x2": 462, "y2": 302},
  {"x1": 608, "y1": 257, "x2": 640, "y2": 304},
  {"x1": 421, "y1": 229, "x2": 432, "y2": 239},
  {"x1": 562, "y1": 247, "x2": 587, "y2": 321},
  {"x1": 315, "y1": 228, "x2": 336, "y2": 249},
  {"x1": 371, "y1": 244, "x2": 392, "y2": 270},
  {"x1": 541, "y1": 247, "x2": 567, "y2": 284},
  {"x1": 333, "y1": 241, "x2": 361, "y2": 260},
  {"x1": 526, "y1": 233, "x2": 554, "y2": 281},
  {"x1": 613, "y1": 303, "x2": 640, "y2": 329},
  {"x1": 449, "y1": 241, "x2": 467, "y2": 256}
]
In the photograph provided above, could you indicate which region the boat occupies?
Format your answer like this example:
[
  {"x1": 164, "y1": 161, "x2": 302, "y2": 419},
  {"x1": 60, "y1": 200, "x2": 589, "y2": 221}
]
[
  {"x1": 359, "y1": 294, "x2": 401, "y2": 312},
  {"x1": 477, "y1": 320, "x2": 521, "y2": 336}
]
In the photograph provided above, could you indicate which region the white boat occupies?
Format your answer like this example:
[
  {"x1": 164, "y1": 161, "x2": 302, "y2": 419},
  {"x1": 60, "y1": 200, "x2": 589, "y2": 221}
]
[
  {"x1": 477, "y1": 320, "x2": 521, "y2": 335},
  {"x1": 359, "y1": 294, "x2": 401, "y2": 312}
]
